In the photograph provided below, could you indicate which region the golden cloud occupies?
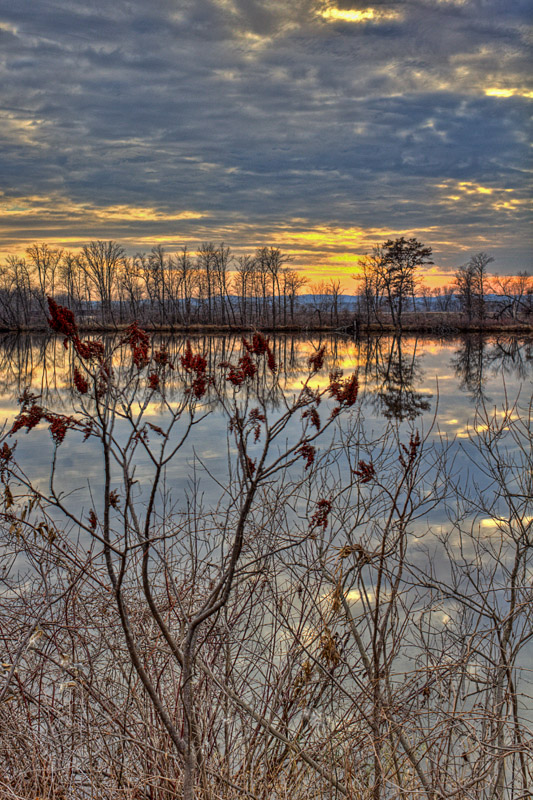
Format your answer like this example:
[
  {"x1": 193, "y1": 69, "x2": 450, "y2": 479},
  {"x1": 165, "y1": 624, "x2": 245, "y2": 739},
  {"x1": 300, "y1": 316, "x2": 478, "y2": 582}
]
[
  {"x1": 433, "y1": 180, "x2": 530, "y2": 215},
  {"x1": 0, "y1": 195, "x2": 208, "y2": 223},
  {"x1": 485, "y1": 87, "x2": 533, "y2": 99},
  {"x1": 319, "y1": 5, "x2": 403, "y2": 23}
]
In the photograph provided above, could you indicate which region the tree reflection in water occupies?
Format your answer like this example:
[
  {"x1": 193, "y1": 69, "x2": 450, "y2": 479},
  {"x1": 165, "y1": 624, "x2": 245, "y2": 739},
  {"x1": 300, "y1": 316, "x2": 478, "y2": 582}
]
[
  {"x1": 452, "y1": 335, "x2": 532, "y2": 404},
  {"x1": 0, "y1": 332, "x2": 531, "y2": 425},
  {"x1": 357, "y1": 334, "x2": 432, "y2": 421}
]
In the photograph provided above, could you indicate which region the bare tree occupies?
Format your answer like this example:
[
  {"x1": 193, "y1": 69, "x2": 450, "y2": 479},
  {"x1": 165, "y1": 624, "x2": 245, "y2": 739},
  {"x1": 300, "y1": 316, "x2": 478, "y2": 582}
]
[
  {"x1": 149, "y1": 244, "x2": 169, "y2": 325},
  {"x1": 455, "y1": 252, "x2": 494, "y2": 324},
  {"x1": 281, "y1": 268, "x2": 307, "y2": 325},
  {"x1": 0, "y1": 256, "x2": 34, "y2": 328},
  {"x1": 326, "y1": 278, "x2": 343, "y2": 327},
  {"x1": 78, "y1": 240, "x2": 126, "y2": 325},
  {"x1": 26, "y1": 243, "x2": 63, "y2": 315},
  {"x1": 118, "y1": 256, "x2": 144, "y2": 322},
  {"x1": 173, "y1": 246, "x2": 198, "y2": 325},
  {"x1": 470, "y1": 252, "x2": 494, "y2": 321},
  {"x1": 492, "y1": 271, "x2": 531, "y2": 320},
  {"x1": 354, "y1": 239, "x2": 432, "y2": 331},
  {"x1": 308, "y1": 281, "x2": 330, "y2": 327},
  {"x1": 212, "y1": 242, "x2": 235, "y2": 326},
  {"x1": 431, "y1": 284, "x2": 456, "y2": 312},
  {"x1": 255, "y1": 247, "x2": 291, "y2": 327},
  {"x1": 196, "y1": 242, "x2": 217, "y2": 324},
  {"x1": 379, "y1": 237, "x2": 433, "y2": 333},
  {"x1": 59, "y1": 251, "x2": 86, "y2": 315},
  {"x1": 455, "y1": 260, "x2": 477, "y2": 322},
  {"x1": 233, "y1": 254, "x2": 256, "y2": 326},
  {"x1": 355, "y1": 247, "x2": 384, "y2": 327}
]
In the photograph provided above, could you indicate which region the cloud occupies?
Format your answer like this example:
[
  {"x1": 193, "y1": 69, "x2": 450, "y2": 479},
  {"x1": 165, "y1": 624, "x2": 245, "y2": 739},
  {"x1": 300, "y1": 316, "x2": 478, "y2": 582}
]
[
  {"x1": 0, "y1": 0, "x2": 531, "y2": 275},
  {"x1": 318, "y1": 5, "x2": 404, "y2": 24}
]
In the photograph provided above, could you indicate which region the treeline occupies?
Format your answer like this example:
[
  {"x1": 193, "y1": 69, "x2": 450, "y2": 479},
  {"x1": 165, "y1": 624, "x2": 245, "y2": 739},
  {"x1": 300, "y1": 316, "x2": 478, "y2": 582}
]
[
  {"x1": 0, "y1": 239, "x2": 531, "y2": 330},
  {"x1": 356, "y1": 241, "x2": 532, "y2": 331},
  {"x1": 0, "y1": 241, "x2": 313, "y2": 329}
]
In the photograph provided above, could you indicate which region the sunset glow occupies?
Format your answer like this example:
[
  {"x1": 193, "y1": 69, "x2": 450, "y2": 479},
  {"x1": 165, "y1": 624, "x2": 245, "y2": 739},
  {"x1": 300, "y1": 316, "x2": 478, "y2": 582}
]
[
  {"x1": 485, "y1": 87, "x2": 533, "y2": 99},
  {"x1": 319, "y1": 6, "x2": 402, "y2": 24},
  {"x1": 0, "y1": 0, "x2": 530, "y2": 281}
]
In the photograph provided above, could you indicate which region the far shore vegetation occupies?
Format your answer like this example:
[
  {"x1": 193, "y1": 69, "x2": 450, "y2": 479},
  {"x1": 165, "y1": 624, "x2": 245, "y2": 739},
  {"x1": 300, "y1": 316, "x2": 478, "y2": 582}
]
[{"x1": 1, "y1": 238, "x2": 531, "y2": 334}]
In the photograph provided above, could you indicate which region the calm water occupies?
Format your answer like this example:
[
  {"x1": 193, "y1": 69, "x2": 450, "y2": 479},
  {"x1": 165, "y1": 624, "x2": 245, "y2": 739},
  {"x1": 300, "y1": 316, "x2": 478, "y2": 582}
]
[
  {"x1": 2, "y1": 332, "x2": 532, "y2": 729},
  {"x1": 0, "y1": 331, "x2": 531, "y2": 498}
]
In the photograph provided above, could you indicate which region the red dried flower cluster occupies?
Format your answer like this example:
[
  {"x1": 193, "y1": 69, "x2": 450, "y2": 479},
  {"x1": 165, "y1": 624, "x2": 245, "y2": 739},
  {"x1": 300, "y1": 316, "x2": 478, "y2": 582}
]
[
  {"x1": 148, "y1": 372, "x2": 160, "y2": 391},
  {"x1": 248, "y1": 408, "x2": 266, "y2": 442},
  {"x1": 124, "y1": 323, "x2": 150, "y2": 369},
  {"x1": 48, "y1": 417, "x2": 71, "y2": 445},
  {"x1": 88, "y1": 510, "x2": 97, "y2": 530},
  {"x1": 310, "y1": 498, "x2": 332, "y2": 531},
  {"x1": 75, "y1": 338, "x2": 105, "y2": 361},
  {"x1": 73, "y1": 367, "x2": 89, "y2": 394},
  {"x1": 308, "y1": 346, "x2": 325, "y2": 373},
  {"x1": 47, "y1": 296, "x2": 78, "y2": 342},
  {"x1": 93, "y1": 355, "x2": 112, "y2": 399},
  {"x1": 248, "y1": 407, "x2": 265, "y2": 422},
  {"x1": 191, "y1": 376, "x2": 208, "y2": 399},
  {"x1": 298, "y1": 386, "x2": 322, "y2": 409},
  {"x1": 180, "y1": 341, "x2": 210, "y2": 399},
  {"x1": 246, "y1": 455, "x2": 256, "y2": 476},
  {"x1": 81, "y1": 421, "x2": 95, "y2": 441},
  {"x1": 353, "y1": 460, "x2": 375, "y2": 483},
  {"x1": 0, "y1": 442, "x2": 14, "y2": 462},
  {"x1": 181, "y1": 342, "x2": 206, "y2": 374},
  {"x1": 399, "y1": 431, "x2": 421, "y2": 469},
  {"x1": 144, "y1": 345, "x2": 174, "y2": 394},
  {"x1": 243, "y1": 333, "x2": 277, "y2": 373},
  {"x1": 153, "y1": 345, "x2": 174, "y2": 369},
  {"x1": 109, "y1": 490, "x2": 120, "y2": 509},
  {"x1": 222, "y1": 335, "x2": 278, "y2": 387},
  {"x1": 222, "y1": 352, "x2": 258, "y2": 386},
  {"x1": 328, "y1": 371, "x2": 359, "y2": 417},
  {"x1": 0, "y1": 442, "x2": 15, "y2": 475},
  {"x1": 10, "y1": 403, "x2": 43, "y2": 436},
  {"x1": 298, "y1": 442, "x2": 316, "y2": 470},
  {"x1": 302, "y1": 407, "x2": 321, "y2": 431},
  {"x1": 11, "y1": 402, "x2": 76, "y2": 445},
  {"x1": 47, "y1": 298, "x2": 105, "y2": 363}
]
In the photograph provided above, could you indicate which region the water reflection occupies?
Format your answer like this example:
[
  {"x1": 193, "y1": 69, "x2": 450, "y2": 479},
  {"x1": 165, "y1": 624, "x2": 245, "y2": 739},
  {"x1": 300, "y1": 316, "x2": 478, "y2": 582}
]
[
  {"x1": 0, "y1": 333, "x2": 341, "y2": 419},
  {"x1": 0, "y1": 332, "x2": 531, "y2": 428},
  {"x1": 451, "y1": 335, "x2": 488, "y2": 403},
  {"x1": 358, "y1": 335, "x2": 432, "y2": 421},
  {"x1": 451, "y1": 334, "x2": 533, "y2": 403}
]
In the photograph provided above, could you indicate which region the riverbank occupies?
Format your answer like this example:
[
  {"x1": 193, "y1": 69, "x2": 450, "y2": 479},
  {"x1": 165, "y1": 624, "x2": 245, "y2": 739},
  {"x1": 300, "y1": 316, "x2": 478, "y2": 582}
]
[{"x1": 1, "y1": 313, "x2": 531, "y2": 335}]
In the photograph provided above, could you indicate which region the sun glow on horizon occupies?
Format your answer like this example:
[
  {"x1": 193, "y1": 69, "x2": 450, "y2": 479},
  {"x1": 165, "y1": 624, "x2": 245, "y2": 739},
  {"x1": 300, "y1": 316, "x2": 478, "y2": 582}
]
[{"x1": 0, "y1": 194, "x2": 520, "y2": 292}]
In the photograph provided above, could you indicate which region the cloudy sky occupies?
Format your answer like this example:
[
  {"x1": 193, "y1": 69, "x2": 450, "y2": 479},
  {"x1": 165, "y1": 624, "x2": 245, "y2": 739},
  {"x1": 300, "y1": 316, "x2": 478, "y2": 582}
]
[{"x1": 0, "y1": 0, "x2": 531, "y2": 284}]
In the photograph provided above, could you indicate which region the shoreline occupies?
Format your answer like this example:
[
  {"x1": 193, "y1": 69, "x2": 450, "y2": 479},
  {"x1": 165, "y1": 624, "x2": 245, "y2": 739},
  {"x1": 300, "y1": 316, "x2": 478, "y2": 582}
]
[{"x1": 1, "y1": 320, "x2": 531, "y2": 335}]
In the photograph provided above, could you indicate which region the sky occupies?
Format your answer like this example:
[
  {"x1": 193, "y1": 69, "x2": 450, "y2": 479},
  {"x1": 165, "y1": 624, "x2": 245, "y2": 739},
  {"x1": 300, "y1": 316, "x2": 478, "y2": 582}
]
[{"x1": 0, "y1": 0, "x2": 531, "y2": 287}]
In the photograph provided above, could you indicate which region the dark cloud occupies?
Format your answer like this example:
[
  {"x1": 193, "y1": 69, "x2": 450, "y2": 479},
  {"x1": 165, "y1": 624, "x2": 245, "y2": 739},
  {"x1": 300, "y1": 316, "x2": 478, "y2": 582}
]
[{"x1": 0, "y1": 0, "x2": 531, "y2": 273}]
